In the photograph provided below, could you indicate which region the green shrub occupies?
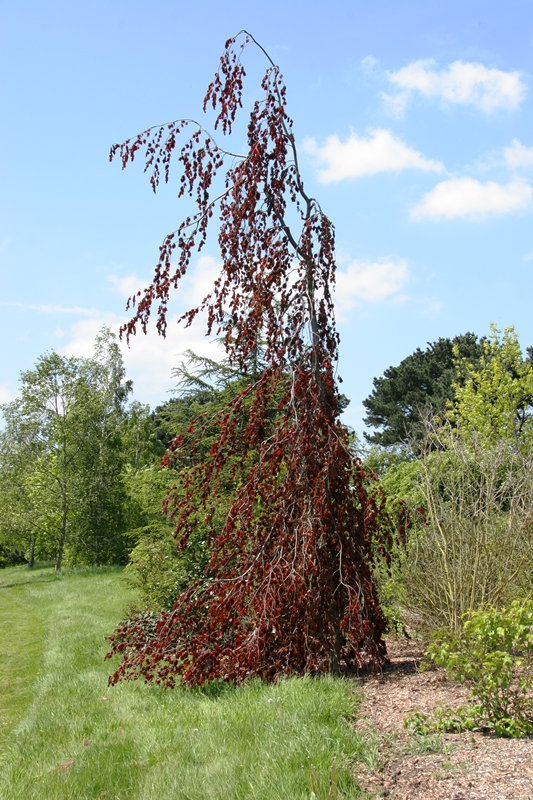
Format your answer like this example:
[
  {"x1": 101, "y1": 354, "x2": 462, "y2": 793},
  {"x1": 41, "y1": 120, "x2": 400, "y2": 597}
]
[
  {"x1": 407, "y1": 601, "x2": 533, "y2": 738},
  {"x1": 125, "y1": 531, "x2": 185, "y2": 610},
  {"x1": 0, "y1": 544, "x2": 28, "y2": 569},
  {"x1": 399, "y1": 431, "x2": 533, "y2": 632},
  {"x1": 125, "y1": 523, "x2": 210, "y2": 611}
]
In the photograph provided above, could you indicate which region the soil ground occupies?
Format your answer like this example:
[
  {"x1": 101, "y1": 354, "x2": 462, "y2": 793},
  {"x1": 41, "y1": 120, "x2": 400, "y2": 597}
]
[{"x1": 353, "y1": 637, "x2": 533, "y2": 800}]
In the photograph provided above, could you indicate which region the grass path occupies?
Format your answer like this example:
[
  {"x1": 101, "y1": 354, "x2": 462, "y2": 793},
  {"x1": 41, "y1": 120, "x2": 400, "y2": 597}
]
[
  {"x1": 0, "y1": 565, "x2": 371, "y2": 799},
  {"x1": 0, "y1": 566, "x2": 51, "y2": 742}
]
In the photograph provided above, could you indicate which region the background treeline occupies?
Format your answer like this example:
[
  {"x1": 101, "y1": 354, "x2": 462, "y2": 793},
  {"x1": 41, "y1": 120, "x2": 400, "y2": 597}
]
[
  {"x1": 0, "y1": 328, "x2": 268, "y2": 586},
  {"x1": 0, "y1": 328, "x2": 162, "y2": 571},
  {"x1": 2, "y1": 323, "x2": 532, "y2": 636},
  {"x1": 2, "y1": 321, "x2": 533, "y2": 743}
]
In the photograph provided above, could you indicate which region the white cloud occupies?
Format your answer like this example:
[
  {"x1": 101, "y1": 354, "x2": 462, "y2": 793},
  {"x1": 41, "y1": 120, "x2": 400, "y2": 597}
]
[
  {"x1": 387, "y1": 59, "x2": 526, "y2": 113},
  {"x1": 0, "y1": 301, "x2": 99, "y2": 315},
  {"x1": 504, "y1": 139, "x2": 533, "y2": 170},
  {"x1": 304, "y1": 129, "x2": 444, "y2": 183},
  {"x1": 60, "y1": 316, "x2": 121, "y2": 359},
  {"x1": 118, "y1": 316, "x2": 222, "y2": 408},
  {"x1": 60, "y1": 311, "x2": 222, "y2": 410},
  {"x1": 108, "y1": 273, "x2": 147, "y2": 300},
  {"x1": 361, "y1": 55, "x2": 379, "y2": 73},
  {"x1": 0, "y1": 384, "x2": 14, "y2": 404},
  {"x1": 109, "y1": 255, "x2": 221, "y2": 310},
  {"x1": 65, "y1": 256, "x2": 227, "y2": 408},
  {"x1": 181, "y1": 255, "x2": 222, "y2": 308},
  {"x1": 335, "y1": 258, "x2": 409, "y2": 316},
  {"x1": 411, "y1": 177, "x2": 532, "y2": 220},
  {"x1": 380, "y1": 90, "x2": 410, "y2": 118}
]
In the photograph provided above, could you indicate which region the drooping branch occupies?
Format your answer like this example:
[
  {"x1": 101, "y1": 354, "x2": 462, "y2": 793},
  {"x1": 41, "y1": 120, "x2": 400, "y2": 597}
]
[
  {"x1": 111, "y1": 32, "x2": 338, "y2": 378},
  {"x1": 107, "y1": 32, "x2": 389, "y2": 685}
]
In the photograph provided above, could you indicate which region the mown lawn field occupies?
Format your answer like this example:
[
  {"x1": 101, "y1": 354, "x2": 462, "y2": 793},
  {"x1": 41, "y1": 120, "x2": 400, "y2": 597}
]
[{"x1": 0, "y1": 565, "x2": 373, "y2": 799}]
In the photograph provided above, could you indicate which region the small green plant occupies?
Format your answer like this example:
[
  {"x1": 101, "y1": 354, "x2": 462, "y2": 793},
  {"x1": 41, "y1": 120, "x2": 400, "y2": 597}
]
[
  {"x1": 405, "y1": 705, "x2": 481, "y2": 736},
  {"x1": 408, "y1": 601, "x2": 533, "y2": 738}
]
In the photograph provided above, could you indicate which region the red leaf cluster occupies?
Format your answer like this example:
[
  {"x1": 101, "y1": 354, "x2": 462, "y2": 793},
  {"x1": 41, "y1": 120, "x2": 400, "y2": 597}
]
[{"x1": 106, "y1": 32, "x2": 389, "y2": 685}]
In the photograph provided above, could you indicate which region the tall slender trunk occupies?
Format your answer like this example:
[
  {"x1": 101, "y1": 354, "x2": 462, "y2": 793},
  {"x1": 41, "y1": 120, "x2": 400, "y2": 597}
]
[
  {"x1": 93, "y1": 476, "x2": 104, "y2": 566},
  {"x1": 55, "y1": 501, "x2": 68, "y2": 573}
]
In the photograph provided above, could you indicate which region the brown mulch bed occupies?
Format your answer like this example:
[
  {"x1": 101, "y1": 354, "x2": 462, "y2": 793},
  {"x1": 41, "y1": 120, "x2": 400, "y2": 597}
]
[{"x1": 353, "y1": 637, "x2": 533, "y2": 800}]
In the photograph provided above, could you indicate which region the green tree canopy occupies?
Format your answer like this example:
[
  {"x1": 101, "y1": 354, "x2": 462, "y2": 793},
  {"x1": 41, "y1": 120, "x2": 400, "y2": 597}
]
[
  {"x1": 0, "y1": 328, "x2": 134, "y2": 570},
  {"x1": 362, "y1": 333, "x2": 484, "y2": 449},
  {"x1": 65, "y1": 328, "x2": 134, "y2": 566},
  {"x1": 450, "y1": 324, "x2": 533, "y2": 449}
]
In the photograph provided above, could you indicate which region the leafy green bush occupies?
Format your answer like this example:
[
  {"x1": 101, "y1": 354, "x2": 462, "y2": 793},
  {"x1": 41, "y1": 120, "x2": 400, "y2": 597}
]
[
  {"x1": 0, "y1": 544, "x2": 28, "y2": 569},
  {"x1": 125, "y1": 532, "x2": 186, "y2": 610},
  {"x1": 369, "y1": 545, "x2": 407, "y2": 636},
  {"x1": 408, "y1": 601, "x2": 533, "y2": 737}
]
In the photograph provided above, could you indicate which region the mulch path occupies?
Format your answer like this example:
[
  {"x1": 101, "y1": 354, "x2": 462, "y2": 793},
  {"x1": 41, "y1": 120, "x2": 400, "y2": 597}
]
[{"x1": 352, "y1": 638, "x2": 533, "y2": 800}]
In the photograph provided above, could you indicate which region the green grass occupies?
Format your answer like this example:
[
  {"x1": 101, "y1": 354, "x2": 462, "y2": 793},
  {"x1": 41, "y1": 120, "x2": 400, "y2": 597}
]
[{"x1": 0, "y1": 564, "x2": 372, "y2": 799}]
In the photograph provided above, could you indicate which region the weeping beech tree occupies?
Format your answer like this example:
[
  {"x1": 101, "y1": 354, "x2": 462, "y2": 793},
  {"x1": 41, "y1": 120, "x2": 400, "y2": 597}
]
[{"x1": 107, "y1": 31, "x2": 389, "y2": 686}]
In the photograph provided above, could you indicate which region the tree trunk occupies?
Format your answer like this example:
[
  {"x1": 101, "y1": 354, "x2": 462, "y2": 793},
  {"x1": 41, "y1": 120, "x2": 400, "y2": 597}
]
[
  {"x1": 55, "y1": 505, "x2": 67, "y2": 573},
  {"x1": 28, "y1": 533, "x2": 36, "y2": 568}
]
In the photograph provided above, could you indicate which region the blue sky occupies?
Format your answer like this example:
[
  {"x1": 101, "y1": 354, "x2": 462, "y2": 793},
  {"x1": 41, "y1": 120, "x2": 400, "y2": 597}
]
[{"x1": 2, "y1": 0, "x2": 532, "y2": 434}]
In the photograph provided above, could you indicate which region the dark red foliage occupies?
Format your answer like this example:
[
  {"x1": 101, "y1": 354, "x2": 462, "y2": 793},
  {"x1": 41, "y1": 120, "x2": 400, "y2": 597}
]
[{"x1": 106, "y1": 31, "x2": 389, "y2": 685}]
